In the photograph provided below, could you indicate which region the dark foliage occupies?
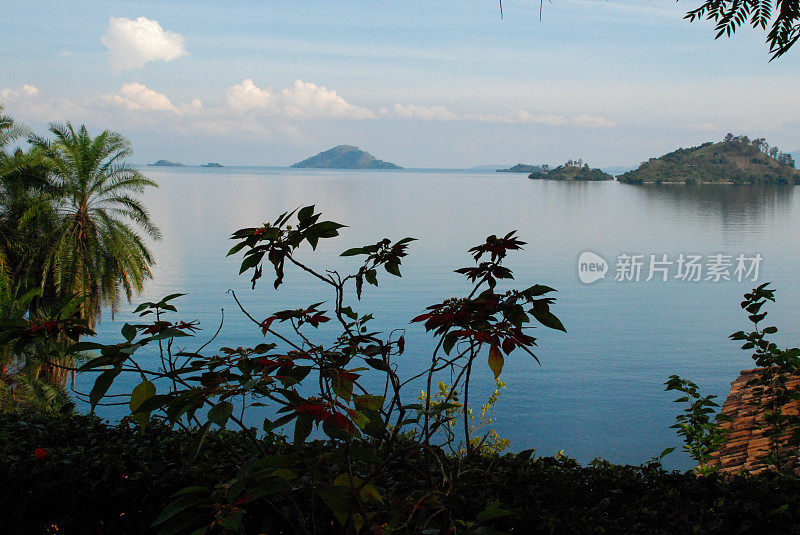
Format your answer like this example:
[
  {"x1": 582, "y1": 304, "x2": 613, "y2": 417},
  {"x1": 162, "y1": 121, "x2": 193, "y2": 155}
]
[
  {"x1": 3, "y1": 412, "x2": 800, "y2": 534},
  {"x1": 685, "y1": 0, "x2": 800, "y2": 60}
]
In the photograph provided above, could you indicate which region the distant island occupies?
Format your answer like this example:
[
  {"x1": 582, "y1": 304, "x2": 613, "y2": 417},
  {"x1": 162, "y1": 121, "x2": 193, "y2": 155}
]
[
  {"x1": 529, "y1": 159, "x2": 613, "y2": 181},
  {"x1": 291, "y1": 145, "x2": 401, "y2": 169},
  {"x1": 466, "y1": 164, "x2": 509, "y2": 171},
  {"x1": 497, "y1": 163, "x2": 545, "y2": 174},
  {"x1": 147, "y1": 160, "x2": 184, "y2": 167},
  {"x1": 618, "y1": 135, "x2": 800, "y2": 185},
  {"x1": 200, "y1": 162, "x2": 223, "y2": 168}
]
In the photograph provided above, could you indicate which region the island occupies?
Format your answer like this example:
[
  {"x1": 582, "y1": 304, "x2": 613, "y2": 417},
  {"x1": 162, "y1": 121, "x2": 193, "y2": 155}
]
[
  {"x1": 528, "y1": 159, "x2": 613, "y2": 181},
  {"x1": 200, "y1": 162, "x2": 223, "y2": 168},
  {"x1": 147, "y1": 159, "x2": 184, "y2": 167},
  {"x1": 291, "y1": 145, "x2": 402, "y2": 169},
  {"x1": 496, "y1": 163, "x2": 545, "y2": 174},
  {"x1": 466, "y1": 164, "x2": 509, "y2": 171},
  {"x1": 617, "y1": 134, "x2": 800, "y2": 185}
]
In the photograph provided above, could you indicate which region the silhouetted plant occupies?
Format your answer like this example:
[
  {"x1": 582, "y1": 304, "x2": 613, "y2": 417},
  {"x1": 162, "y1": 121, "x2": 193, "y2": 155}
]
[
  {"x1": 731, "y1": 283, "x2": 800, "y2": 471},
  {"x1": 3, "y1": 206, "x2": 565, "y2": 533}
]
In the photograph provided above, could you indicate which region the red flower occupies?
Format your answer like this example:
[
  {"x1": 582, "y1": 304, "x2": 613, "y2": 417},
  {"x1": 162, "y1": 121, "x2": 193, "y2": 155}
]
[
  {"x1": 335, "y1": 370, "x2": 360, "y2": 382},
  {"x1": 254, "y1": 357, "x2": 279, "y2": 369},
  {"x1": 34, "y1": 448, "x2": 47, "y2": 460},
  {"x1": 25, "y1": 320, "x2": 59, "y2": 336},
  {"x1": 329, "y1": 412, "x2": 355, "y2": 432},
  {"x1": 294, "y1": 401, "x2": 331, "y2": 422},
  {"x1": 142, "y1": 323, "x2": 166, "y2": 335}
]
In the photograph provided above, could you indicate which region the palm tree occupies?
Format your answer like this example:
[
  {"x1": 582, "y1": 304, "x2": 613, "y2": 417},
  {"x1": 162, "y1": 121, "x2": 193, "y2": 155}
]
[
  {"x1": 0, "y1": 106, "x2": 31, "y2": 277},
  {"x1": 31, "y1": 123, "x2": 161, "y2": 329},
  {"x1": 0, "y1": 105, "x2": 29, "y2": 156}
]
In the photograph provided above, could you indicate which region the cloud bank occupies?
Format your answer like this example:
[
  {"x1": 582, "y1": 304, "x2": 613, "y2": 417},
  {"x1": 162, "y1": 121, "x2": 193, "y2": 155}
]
[
  {"x1": 226, "y1": 79, "x2": 375, "y2": 120},
  {"x1": 102, "y1": 82, "x2": 177, "y2": 111},
  {"x1": 101, "y1": 16, "x2": 188, "y2": 71},
  {"x1": 1, "y1": 80, "x2": 618, "y2": 148}
]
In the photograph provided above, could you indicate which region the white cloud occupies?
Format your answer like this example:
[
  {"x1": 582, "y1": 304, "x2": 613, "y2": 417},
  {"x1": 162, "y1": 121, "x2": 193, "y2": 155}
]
[
  {"x1": 1, "y1": 84, "x2": 87, "y2": 121},
  {"x1": 516, "y1": 111, "x2": 570, "y2": 126},
  {"x1": 225, "y1": 79, "x2": 374, "y2": 120},
  {"x1": 178, "y1": 98, "x2": 203, "y2": 115},
  {"x1": 1, "y1": 84, "x2": 39, "y2": 101},
  {"x1": 281, "y1": 80, "x2": 374, "y2": 120},
  {"x1": 103, "y1": 82, "x2": 177, "y2": 111},
  {"x1": 393, "y1": 103, "x2": 460, "y2": 121},
  {"x1": 404, "y1": 106, "x2": 615, "y2": 128},
  {"x1": 226, "y1": 79, "x2": 275, "y2": 112},
  {"x1": 102, "y1": 16, "x2": 187, "y2": 72},
  {"x1": 686, "y1": 122, "x2": 717, "y2": 131},
  {"x1": 571, "y1": 114, "x2": 616, "y2": 128}
]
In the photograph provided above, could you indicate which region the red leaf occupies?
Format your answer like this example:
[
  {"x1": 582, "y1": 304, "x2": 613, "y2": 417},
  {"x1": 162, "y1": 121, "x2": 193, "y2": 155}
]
[{"x1": 260, "y1": 316, "x2": 276, "y2": 335}]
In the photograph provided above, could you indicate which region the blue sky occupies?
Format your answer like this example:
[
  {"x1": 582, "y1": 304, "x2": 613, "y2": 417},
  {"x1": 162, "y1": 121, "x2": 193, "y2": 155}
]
[{"x1": 2, "y1": 0, "x2": 799, "y2": 167}]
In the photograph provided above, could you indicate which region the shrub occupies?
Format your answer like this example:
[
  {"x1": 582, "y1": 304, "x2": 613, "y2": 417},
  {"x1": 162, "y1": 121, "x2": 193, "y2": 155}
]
[{"x1": 2, "y1": 206, "x2": 566, "y2": 534}]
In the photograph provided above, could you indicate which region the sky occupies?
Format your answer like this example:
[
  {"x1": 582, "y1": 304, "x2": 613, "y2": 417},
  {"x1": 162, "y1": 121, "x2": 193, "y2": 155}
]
[{"x1": 2, "y1": 0, "x2": 799, "y2": 168}]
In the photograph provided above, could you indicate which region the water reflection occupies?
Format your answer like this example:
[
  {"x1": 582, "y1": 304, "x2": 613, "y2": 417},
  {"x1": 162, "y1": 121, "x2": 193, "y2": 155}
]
[
  {"x1": 81, "y1": 168, "x2": 800, "y2": 470},
  {"x1": 632, "y1": 183, "x2": 796, "y2": 227}
]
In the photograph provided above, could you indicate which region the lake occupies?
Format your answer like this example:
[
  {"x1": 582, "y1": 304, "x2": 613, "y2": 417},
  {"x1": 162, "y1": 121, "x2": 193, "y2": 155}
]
[{"x1": 80, "y1": 166, "x2": 800, "y2": 470}]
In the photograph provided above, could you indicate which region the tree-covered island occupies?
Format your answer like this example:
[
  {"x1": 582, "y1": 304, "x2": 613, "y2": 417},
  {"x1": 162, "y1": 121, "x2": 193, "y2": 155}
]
[
  {"x1": 496, "y1": 163, "x2": 545, "y2": 173},
  {"x1": 618, "y1": 135, "x2": 799, "y2": 185},
  {"x1": 528, "y1": 159, "x2": 613, "y2": 181},
  {"x1": 147, "y1": 159, "x2": 184, "y2": 167},
  {"x1": 291, "y1": 145, "x2": 401, "y2": 169}
]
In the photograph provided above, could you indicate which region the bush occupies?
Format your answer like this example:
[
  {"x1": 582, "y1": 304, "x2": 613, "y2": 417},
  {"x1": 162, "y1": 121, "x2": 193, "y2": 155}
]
[{"x1": 4, "y1": 412, "x2": 800, "y2": 534}]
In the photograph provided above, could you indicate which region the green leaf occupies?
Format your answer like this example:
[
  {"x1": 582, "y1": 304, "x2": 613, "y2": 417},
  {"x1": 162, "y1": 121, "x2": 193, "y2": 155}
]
[
  {"x1": 359, "y1": 482, "x2": 383, "y2": 504},
  {"x1": 68, "y1": 341, "x2": 105, "y2": 354},
  {"x1": 311, "y1": 221, "x2": 346, "y2": 235},
  {"x1": 294, "y1": 414, "x2": 313, "y2": 443},
  {"x1": 364, "y1": 358, "x2": 389, "y2": 371},
  {"x1": 341, "y1": 247, "x2": 366, "y2": 257},
  {"x1": 121, "y1": 323, "x2": 136, "y2": 342},
  {"x1": 239, "y1": 252, "x2": 263, "y2": 274},
  {"x1": 152, "y1": 495, "x2": 203, "y2": 526},
  {"x1": 488, "y1": 345, "x2": 504, "y2": 379},
  {"x1": 130, "y1": 380, "x2": 156, "y2": 428},
  {"x1": 319, "y1": 485, "x2": 352, "y2": 527},
  {"x1": 530, "y1": 307, "x2": 566, "y2": 332},
  {"x1": 263, "y1": 413, "x2": 296, "y2": 432},
  {"x1": 385, "y1": 262, "x2": 401, "y2": 277},
  {"x1": 524, "y1": 284, "x2": 557, "y2": 296},
  {"x1": 443, "y1": 331, "x2": 459, "y2": 355},
  {"x1": 298, "y1": 205, "x2": 315, "y2": 223},
  {"x1": 227, "y1": 241, "x2": 248, "y2": 256},
  {"x1": 332, "y1": 377, "x2": 354, "y2": 401},
  {"x1": 77, "y1": 355, "x2": 117, "y2": 371},
  {"x1": 89, "y1": 368, "x2": 120, "y2": 412},
  {"x1": 207, "y1": 401, "x2": 234, "y2": 428},
  {"x1": 476, "y1": 500, "x2": 514, "y2": 523},
  {"x1": 189, "y1": 421, "x2": 212, "y2": 460}
]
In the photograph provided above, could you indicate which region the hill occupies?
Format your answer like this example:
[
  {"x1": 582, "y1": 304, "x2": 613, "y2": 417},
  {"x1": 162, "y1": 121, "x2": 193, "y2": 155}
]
[
  {"x1": 201, "y1": 162, "x2": 223, "y2": 168},
  {"x1": 618, "y1": 136, "x2": 800, "y2": 185},
  {"x1": 497, "y1": 163, "x2": 545, "y2": 173},
  {"x1": 147, "y1": 159, "x2": 184, "y2": 167},
  {"x1": 291, "y1": 145, "x2": 401, "y2": 169},
  {"x1": 529, "y1": 160, "x2": 613, "y2": 181}
]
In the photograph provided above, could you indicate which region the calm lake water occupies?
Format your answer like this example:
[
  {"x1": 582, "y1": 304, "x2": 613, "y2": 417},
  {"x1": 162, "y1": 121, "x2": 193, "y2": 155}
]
[{"x1": 79, "y1": 167, "x2": 800, "y2": 470}]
